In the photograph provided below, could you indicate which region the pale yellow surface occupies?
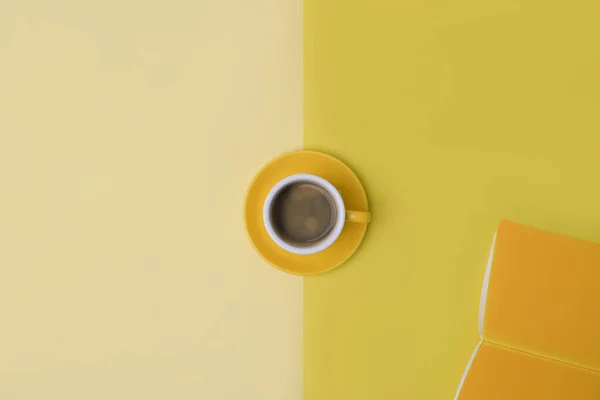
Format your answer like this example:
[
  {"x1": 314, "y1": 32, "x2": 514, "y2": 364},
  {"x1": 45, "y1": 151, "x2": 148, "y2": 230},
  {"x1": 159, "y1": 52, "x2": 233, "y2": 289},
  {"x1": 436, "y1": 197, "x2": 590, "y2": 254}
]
[
  {"x1": 304, "y1": 1, "x2": 600, "y2": 399},
  {"x1": 0, "y1": 1, "x2": 302, "y2": 399}
]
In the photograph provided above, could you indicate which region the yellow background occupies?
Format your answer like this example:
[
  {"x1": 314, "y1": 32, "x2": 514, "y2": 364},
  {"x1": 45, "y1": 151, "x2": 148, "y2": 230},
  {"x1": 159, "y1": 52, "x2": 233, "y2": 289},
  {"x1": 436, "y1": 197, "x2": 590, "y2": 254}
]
[
  {"x1": 0, "y1": 1, "x2": 302, "y2": 399},
  {"x1": 304, "y1": 0, "x2": 600, "y2": 398}
]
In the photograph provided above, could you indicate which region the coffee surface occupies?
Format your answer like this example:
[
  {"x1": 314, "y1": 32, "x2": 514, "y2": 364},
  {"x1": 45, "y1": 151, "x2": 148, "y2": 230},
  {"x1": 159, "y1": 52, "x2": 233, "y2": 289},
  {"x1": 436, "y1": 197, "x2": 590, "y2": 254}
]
[{"x1": 270, "y1": 182, "x2": 336, "y2": 245}]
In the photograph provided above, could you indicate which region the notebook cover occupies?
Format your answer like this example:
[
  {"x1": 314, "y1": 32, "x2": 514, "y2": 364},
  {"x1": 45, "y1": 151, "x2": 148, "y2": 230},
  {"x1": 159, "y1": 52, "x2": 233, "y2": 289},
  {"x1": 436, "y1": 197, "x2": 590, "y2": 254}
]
[
  {"x1": 458, "y1": 342, "x2": 600, "y2": 400},
  {"x1": 482, "y1": 221, "x2": 600, "y2": 371}
]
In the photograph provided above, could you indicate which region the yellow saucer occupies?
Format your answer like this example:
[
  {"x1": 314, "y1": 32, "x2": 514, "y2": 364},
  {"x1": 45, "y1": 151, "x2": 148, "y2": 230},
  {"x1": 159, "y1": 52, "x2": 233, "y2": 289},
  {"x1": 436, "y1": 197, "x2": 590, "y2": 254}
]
[{"x1": 244, "y1": 150, "x2": 369, "y2": 275}]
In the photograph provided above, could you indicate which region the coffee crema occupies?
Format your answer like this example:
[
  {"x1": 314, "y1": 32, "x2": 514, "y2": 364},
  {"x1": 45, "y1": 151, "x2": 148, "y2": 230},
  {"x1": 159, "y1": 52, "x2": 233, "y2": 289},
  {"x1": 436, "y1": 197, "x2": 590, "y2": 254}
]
[{"x1": 269, "y1": 182, "x2": 337, "y2": 247}]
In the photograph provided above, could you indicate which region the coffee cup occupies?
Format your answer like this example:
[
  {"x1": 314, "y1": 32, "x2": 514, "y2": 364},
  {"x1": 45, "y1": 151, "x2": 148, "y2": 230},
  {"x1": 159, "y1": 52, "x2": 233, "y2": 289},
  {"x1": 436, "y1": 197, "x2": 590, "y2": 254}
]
[{"x1": 263, "y1": 173, "x2": 371, "y2": 255}]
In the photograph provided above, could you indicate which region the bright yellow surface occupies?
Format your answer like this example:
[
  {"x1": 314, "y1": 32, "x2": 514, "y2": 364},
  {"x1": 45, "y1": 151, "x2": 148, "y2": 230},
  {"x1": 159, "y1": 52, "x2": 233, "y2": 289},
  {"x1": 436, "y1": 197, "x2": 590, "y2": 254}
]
[
  {"x1": 485, "y1": 221, "x2": 600, "y2": 371},
  {"x1": 0, "y1": 1, "x2": 302, "y2": 399},
  {"x1": 244, "y1": 151, "x2": 369, "y2": 275},
  {"x1": 460, "y1": 342, "x2": 600, "y2": 400},
  {"x1": 304, "y1": 1, "x2": 600, "y2": 398}
]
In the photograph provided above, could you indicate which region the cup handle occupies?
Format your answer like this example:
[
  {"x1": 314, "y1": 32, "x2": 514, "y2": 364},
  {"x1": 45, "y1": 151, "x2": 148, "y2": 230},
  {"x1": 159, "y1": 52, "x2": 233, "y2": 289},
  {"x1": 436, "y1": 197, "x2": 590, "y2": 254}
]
[{"x1": 345, "y1": 210, "x2": 371, "y2": 224}]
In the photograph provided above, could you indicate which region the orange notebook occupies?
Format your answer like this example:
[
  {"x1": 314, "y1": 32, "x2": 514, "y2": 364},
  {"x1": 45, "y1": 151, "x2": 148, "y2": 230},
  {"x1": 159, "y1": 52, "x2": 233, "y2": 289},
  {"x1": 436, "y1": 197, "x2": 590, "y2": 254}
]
[{"x1": 456, "y1": 221, "x2": 600, "y2": 399}]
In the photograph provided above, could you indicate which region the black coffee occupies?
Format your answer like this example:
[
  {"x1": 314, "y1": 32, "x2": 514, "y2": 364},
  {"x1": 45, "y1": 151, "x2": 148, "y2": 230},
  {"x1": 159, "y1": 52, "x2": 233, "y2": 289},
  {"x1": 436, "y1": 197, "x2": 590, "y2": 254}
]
[{"x1": 270, "y1": 182, "x2": 336, "y2": 246}]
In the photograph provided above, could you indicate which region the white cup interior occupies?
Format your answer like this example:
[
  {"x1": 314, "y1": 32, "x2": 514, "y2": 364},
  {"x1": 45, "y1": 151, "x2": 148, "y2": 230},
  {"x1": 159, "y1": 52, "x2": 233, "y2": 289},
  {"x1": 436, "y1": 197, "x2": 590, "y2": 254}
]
[{"x1": 263, "y1": 174, "x2": 345, "y2": 255}]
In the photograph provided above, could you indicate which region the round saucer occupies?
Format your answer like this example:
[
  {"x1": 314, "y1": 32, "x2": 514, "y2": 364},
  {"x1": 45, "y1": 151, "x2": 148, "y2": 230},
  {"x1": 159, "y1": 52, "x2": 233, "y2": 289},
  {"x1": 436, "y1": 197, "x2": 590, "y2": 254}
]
[{"x1": 244, "y1": 150, "x2": 369, "y2": 275}]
